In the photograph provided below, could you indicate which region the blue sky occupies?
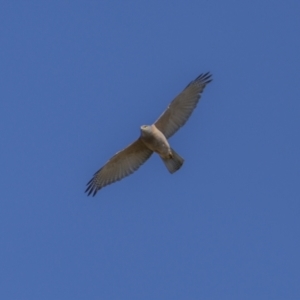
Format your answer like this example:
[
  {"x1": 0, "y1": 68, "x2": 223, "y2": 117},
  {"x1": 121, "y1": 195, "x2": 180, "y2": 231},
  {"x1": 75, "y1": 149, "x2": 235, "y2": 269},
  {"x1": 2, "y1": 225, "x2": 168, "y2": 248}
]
[{"x1": 1, "y1": 1, "x2": 299, "y2": 299}]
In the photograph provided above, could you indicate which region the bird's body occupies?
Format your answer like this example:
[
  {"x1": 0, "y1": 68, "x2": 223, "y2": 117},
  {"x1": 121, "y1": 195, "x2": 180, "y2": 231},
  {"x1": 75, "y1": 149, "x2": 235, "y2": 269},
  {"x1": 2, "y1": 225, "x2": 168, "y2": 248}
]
[
  {"x1": 140, "y1": 125, "x2": 171, "y2": 158},
  {"x1": 85, "y1": 72, "x2": 212, "y2": 196},
  {"x1": 140, "y1": 124, "x2": 184, "y2": 174}
]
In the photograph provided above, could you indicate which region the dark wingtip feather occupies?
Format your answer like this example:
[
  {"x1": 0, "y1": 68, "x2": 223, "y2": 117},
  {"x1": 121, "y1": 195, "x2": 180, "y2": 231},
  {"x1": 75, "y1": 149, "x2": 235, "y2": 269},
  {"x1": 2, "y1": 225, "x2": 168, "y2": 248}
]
[
  {"x1": 85, "y1": 176, "x2": 102, "y2": 196},
  {"x1": 85, "y1": 178, "x2": 96, "y2": 196},
  {"x1": 85, "y1": 166, "x2": 104, "y2": 196},
  {"x1": 185, "y1": 72, "x2": 213, "y2": 89},
  {"x1": 195, "y1": 72, "x2": 213, "y2": 85}
]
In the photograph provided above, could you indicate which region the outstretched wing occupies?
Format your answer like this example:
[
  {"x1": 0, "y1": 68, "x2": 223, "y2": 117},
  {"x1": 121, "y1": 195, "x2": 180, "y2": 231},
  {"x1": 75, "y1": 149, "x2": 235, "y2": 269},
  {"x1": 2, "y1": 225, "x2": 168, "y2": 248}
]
[
  {"x1": 85, "y1": 138, "x2": 153, "y2": 196},
  {"x1": 154, "y1": 72, "x2": 212, "y2": 139}
]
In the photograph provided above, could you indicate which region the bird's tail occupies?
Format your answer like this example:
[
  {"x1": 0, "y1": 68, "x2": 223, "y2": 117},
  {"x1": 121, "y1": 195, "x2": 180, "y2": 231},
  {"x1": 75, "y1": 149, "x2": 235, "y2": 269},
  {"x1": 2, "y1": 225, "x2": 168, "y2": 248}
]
[{"x1": 161, "y1": 148, "x2": 184, "y2": 174}]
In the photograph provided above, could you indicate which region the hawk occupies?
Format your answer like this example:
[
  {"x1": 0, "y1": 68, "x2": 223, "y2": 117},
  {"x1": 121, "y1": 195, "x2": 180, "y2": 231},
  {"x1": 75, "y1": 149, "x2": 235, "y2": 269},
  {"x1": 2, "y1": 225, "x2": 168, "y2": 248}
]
[{"x1": 85, "y1": 72, "x2": 212, "y2": 196}]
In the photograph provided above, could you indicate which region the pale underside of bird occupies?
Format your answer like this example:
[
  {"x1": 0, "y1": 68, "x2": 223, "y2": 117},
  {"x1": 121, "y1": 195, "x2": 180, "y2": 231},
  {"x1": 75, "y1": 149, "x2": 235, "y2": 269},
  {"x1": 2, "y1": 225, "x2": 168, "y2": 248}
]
[{"x1": 85, "y1": 72, "x2": 212, "y2": 196}]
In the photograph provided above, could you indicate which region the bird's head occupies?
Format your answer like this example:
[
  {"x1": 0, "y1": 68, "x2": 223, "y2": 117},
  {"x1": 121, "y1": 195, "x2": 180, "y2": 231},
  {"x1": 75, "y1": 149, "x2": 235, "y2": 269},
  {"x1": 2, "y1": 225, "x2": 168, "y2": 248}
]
[{"x1": 140, "y1": 125, "x2": 152, "y2": 136}]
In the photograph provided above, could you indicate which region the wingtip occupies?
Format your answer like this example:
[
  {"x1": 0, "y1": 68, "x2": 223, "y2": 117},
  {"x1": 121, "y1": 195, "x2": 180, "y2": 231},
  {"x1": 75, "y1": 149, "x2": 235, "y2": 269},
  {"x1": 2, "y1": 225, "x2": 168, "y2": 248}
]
[
  {"x1": 85, "y1": 180, "x2": 96, "y2": 196},
  {"x1": 196, "y1": 72, "x2": 213, "y2": 84},
  {"x1": 185, "y1": 72, "x2": 212, "y2": 89},
  {"x1": 85, "y1": 180, "x2": 101, "y2": 197}
]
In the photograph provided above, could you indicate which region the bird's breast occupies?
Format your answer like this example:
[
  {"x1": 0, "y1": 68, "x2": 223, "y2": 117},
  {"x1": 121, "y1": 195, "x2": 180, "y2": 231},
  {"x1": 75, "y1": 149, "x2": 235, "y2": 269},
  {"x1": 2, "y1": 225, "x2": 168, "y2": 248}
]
[{"x1": 140, "y1": 127, "x2": 171, "y2": 156}]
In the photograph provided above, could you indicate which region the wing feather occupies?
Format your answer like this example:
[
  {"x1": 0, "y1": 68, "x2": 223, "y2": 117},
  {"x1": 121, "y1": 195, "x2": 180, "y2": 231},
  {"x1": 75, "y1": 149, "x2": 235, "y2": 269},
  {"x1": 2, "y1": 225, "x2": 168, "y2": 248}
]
[
  {"x1": 154, "y1": 72, "x2": 212, "y2": 138},
  {"x1": 85, "y1": 138, "x2": 152, "y2": 196}
]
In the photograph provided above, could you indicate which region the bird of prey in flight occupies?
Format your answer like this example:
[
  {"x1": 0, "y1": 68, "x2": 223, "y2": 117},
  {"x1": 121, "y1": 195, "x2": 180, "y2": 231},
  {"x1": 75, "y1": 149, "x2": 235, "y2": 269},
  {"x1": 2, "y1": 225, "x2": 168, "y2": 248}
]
[{"x1": 85, "y1": 72, "x2": 212, "y2": 196}]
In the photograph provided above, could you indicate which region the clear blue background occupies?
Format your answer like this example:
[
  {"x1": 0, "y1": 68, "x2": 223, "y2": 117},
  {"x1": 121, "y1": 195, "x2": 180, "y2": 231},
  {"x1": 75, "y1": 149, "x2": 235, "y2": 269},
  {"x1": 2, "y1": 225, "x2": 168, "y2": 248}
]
[{"x1": 1, "y1": 1, "x2": 299, "y2": 299}]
